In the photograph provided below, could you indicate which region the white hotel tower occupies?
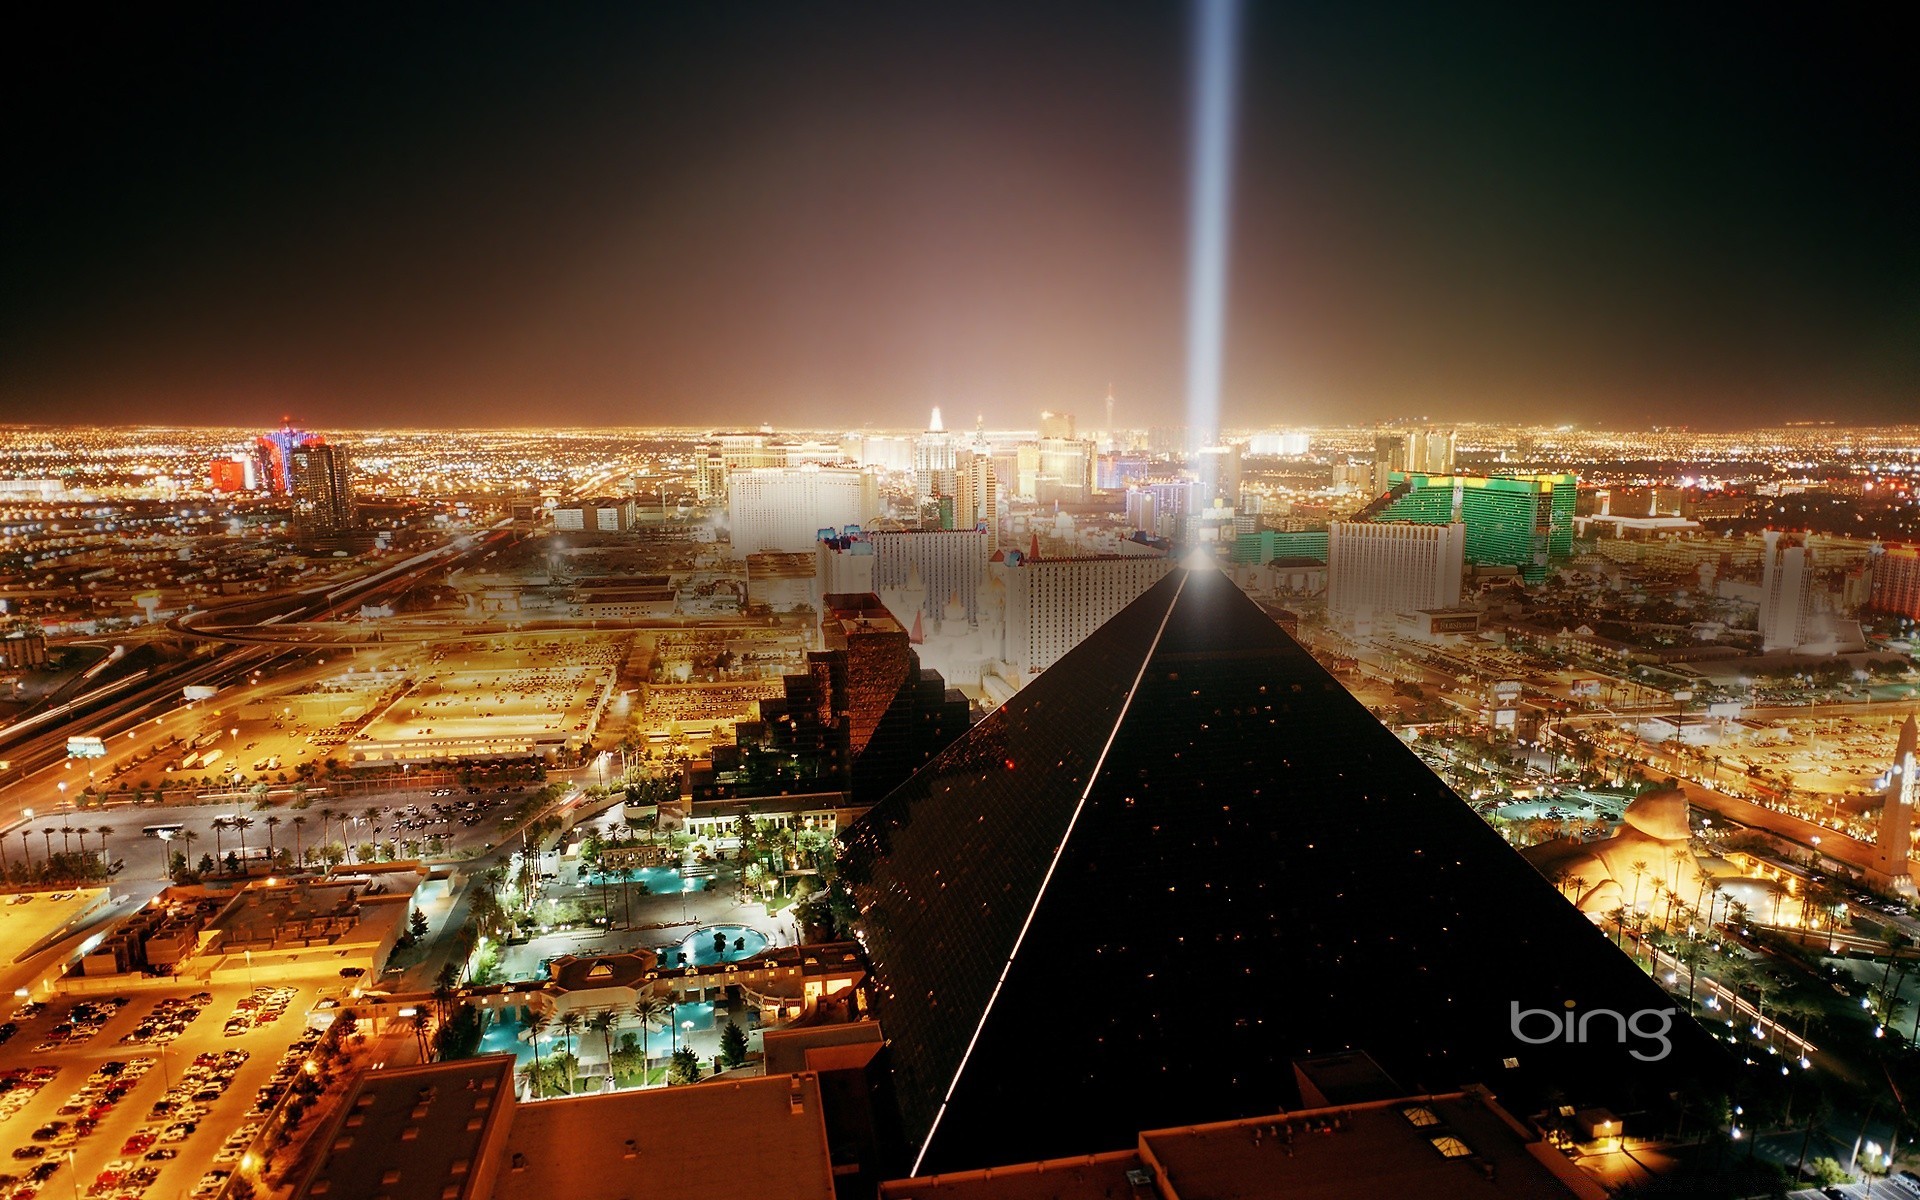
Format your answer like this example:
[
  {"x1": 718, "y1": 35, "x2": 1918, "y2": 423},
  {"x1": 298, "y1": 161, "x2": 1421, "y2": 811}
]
[
  {"x1": 1326, "y1": 520, "x2": 1465, "y2": 636},
  {"x1": 728, "y1": 463, "x2": 878, "y2": 553}
]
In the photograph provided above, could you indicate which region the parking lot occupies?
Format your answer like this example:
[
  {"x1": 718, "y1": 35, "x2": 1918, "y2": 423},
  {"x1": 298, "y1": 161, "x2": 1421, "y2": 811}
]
[{"x1": 0, "y1": 981, "x2": 321, "y2": 1200}]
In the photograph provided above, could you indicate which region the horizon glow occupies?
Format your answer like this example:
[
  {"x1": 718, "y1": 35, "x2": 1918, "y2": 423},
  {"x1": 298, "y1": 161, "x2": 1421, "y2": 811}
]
[{"x1": 1183, "y1": 0, "x2": 1244, "y2": 443}]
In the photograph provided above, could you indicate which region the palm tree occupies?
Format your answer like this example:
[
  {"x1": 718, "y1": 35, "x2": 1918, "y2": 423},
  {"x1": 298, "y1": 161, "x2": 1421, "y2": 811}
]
[
  {"x1": 633, "y1": 995, "x2": 671, "y2": 1086},
  {"x1": 590, "y1": 1011, "x2": 618, "y2": 1087},
  {"x1": 411, "y1": 1009, "x2": 433, "y2": 1062},
  {"x1": 264, "y1": 816, "x2": 282, "y2": 861},
  {"x1": 233, "y1": 816, "x2": 254, "y2": 859},
  {"x1": 316, "y1": 807, "x2": 338, "y2": 852},
  {"x1": 557, "y1": 1012, "x2": 582, "y2": 1094},
  {"x1": 96, "y1": 827, "x2": 114, "y2": 877},
  {"x1": 291, "y1": 817, "x2": 308, "y2": 868},
  {"x1": 58, "y1": 825, "x2": 73, "y2": 854},
  {"x1": 526, "y1": 1012, "x2": 552, "y2": 1098},
  {"x1": 362, "y1": 806, "x2": 383, "y2": 859},
  {"x1": 210, "y1": 819, "x2": 227, "y2": 863}
]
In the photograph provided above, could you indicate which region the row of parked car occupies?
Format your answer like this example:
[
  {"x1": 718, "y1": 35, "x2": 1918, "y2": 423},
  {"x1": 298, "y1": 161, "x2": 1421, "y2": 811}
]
[
  {"x1": 120, "y1": 995, "x2": 212, "y2": 1049},
  {"x1": 250, "y1": 1029, "x2": 324, "y2": 1117},
  {"x1": 34, "y1": 1000, "x2": 129, "y2": 1054},
  {"x1": 1, "y1": 1059, "x2": 159, "y2": 1200},
  {"x1": 0, "y1": 1068, "x2": 59, "y2": 1128},
  {"x1": 222, "y1": 988, "x2": 295, "y2": 1038}
]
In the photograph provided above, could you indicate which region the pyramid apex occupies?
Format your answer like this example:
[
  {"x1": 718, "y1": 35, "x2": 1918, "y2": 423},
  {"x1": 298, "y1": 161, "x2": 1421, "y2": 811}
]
[{"x1": 1180, "y1": 546, "x2": 1221, "y2": 572}]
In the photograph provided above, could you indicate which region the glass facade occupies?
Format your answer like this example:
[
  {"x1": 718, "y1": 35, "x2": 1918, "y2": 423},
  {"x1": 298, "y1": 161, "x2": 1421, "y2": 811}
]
[{"x1": 848, "y1": 567, "x2": 1722, "y2": 1175}]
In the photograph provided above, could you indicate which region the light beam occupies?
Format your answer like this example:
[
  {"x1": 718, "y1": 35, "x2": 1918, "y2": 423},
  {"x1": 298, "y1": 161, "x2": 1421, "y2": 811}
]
[{"x1": 1183, "y1": 0, "x2": 1244, "y2": 443}]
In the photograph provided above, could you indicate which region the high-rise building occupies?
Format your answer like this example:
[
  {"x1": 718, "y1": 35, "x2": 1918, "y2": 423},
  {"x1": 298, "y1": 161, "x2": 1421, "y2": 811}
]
[
  {"x1": 1034, "y1": 438, "x2": 1093, "y2": 504},
  {"x1": 725, "y1": 594, "x2": 972, "y2": 803},
  {"x1": 914, "y1": 408, "x2": 957, "y2": 501},
  {"x1": 695, "y1": 430, "x2": 783, "y2": 502},
  {"x1": 728, "y1": 465, "x2": 877, "y2": 553},
  {"x1": 290, "y1": 442, "x2": 354, "y2": 533},
  {"x1": 870, "y1": 529, "x2": 990, "y2": 629},
  {"x1": 253, "y1": 421, "x2": 318, "y2": 494},
  {"x1": 990, "y1": 547, "x2": 1173, "y2": 678},
  {"x1": 1327, "y1": 520, "x2": 1465, "y2": 634},
  {"x1": 1759, "y1": 530, "x2": 1816, "y2": 651},
  {"x1": 952, "y1": 452, "x2": 998, "y2": 552},
  {"x1": 208, "y1": 456, "x2": 254, "y2": 492},
  {"x1": 1872, "y1": 715, "x2": 1919, "y2": 893},
  {"x1": 844, "y1": 564, "x2": 1723, "y2": 1174},
  {"x1": 1193, "y1": 443, "x2": 1241, "y2": 505},
  {"x1": 1037, "y1": 410, "x2": 1075, "y2": 440},
  {"x1": 1870, "y1": 543, "x2": 1920, "y2": 621},
  {"x1": 1368, "y1": 473, "x2": 1576, "y2": 584},
  {"x1": 815, "y1": 530, "x2": 876, "y2": 598}
]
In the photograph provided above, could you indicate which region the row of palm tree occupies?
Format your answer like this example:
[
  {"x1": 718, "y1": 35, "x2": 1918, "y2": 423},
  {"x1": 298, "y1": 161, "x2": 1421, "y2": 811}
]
[
  {"x1": 521, "y1": 995, "x2": 676, "y2": 1097},
  {"x1": 0, "y1": 823, "x2": 117, "y2": 884}
]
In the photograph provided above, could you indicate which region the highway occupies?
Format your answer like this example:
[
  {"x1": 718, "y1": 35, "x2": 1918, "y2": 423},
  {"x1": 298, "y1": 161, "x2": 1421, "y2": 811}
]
[{"x1": 0, "y1": 531, "x2": 523, "y2": 832}]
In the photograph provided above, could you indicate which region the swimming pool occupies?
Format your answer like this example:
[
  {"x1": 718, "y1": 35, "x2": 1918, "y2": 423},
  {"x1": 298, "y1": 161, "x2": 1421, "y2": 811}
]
[
  {"x1": 668, "y1": 924, "x2": 770, "y2": 967},
  {"x1": 585, "y1": 865, "x2": 706, "y2": 893}
]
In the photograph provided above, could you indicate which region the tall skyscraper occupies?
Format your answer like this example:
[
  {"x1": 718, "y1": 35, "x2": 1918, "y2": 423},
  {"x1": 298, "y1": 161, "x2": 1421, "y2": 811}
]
[
  {"x1": 990, "y1": 548, "x2": 1173, "y2": 678},
  {"x1": 1367, "y1": 472, "x2": 1576, "y2": 584},
  {"x1": 844, "y1": 564, "x2": 1723, "y2": 1174},
  {"x1": 253, "y1": 421, "x2": 316, "y2": 494},
  {"x1": 1038, "y1": 410, "x2": 1075, "y2": 440},
  {"x1": 1871, "y1": 544, "x2": 1920, "y2": 621},
  {"x1": 1034, "y1": 437, "x2": 1094, "y2": 504},
  {"x1": 1193, "y1": 443, "x2": 1241, "y2": 505},
  {"x1": 1326, "y1": 520, "x2": 1466, "y2": 634},
  {"x1": 870, "y1": 529, "x2": 990, "y2": 629},
  {"x1": 290, "y1": 442, "x2": 354, "y2": 533},
  {"x1": 952, "y1": 452, "x2": 999, "y2": 552},
  {"x1": 913, "y1": 408, "x2": 957, "y2": 502},
  {"x1": 728, "y1": 464, "x2": 877, "y2": 553},
  {"x1": 1759, "y1": 530, "x2": 1816, "y2": 651}
]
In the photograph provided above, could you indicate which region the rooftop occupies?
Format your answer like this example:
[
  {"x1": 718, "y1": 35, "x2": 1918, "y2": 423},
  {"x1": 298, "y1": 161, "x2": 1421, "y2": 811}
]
[
  {"x1": 493, "y1": 1073, "x2": 836, "y2": 1200},
  {"x1": 880, "y1": 1091, "x2": 1598, "y2": 1200},
  {"x1": 298, "y1": 1055, "x2": 515, "y2": 1200}
]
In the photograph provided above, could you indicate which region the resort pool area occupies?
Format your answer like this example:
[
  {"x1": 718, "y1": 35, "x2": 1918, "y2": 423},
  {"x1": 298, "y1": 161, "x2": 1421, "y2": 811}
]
[
  {"x1": 585, "y1": 865, "x2": 706, "y2": 892},
  {"x1": 668, "y1": 924, "x2": 769, "y2": 967}
]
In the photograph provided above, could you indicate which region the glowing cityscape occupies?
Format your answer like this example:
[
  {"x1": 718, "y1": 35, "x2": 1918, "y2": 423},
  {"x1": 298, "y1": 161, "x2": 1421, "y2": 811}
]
[{"x1": 1, "y1": 4, "x2": 1915, "y2": 1200}]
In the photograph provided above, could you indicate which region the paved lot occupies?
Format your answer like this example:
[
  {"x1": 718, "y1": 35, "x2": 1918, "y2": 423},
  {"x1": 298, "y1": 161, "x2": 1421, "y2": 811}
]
[{"x1": 0, "y1": 979, "x2": 322, "y2": 1200}]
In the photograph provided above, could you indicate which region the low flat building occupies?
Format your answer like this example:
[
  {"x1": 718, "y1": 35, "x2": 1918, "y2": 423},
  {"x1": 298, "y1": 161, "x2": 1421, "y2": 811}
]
[
  {"x1": 496, "y1": 1073, "x2": 837, "y2": 1200},
  {"x1": 297, "y1": 1055, "x2": 517, "y2": 1200},
  {"x1": 880, "y1": 1087, "x2": 1606, "y2": 1200},
  {"x1": 294, "y1": 1055, "x2": 838, "y2": 1200}
]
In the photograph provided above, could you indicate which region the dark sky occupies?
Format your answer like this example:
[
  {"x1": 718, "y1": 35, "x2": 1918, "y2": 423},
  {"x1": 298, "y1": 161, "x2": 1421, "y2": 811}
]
[{"x1": 2, "y1": 4, "x2": 1914, "y2": 431}]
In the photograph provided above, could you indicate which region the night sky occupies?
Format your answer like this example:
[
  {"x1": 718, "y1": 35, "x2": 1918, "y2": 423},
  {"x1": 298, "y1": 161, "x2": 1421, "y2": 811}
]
[{"x1": 2, "y1": 4, "x2": 1913, "y2": 431}]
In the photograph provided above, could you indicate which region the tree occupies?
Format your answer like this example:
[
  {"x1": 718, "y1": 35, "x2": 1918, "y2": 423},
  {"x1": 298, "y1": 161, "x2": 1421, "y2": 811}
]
[
  {"x1": 526, "y1": 1012, "x2": 552, "y2": 1097},
  {"x1": 668, "y1": 1045, "x2": 700, "y2": 1085},
  {"x1": 264, "y1": 816, "x2": 282, "y2": 860},
  {"x1": 557, "y1": 1011, "x2": 583, "y2": 1093},
  {"x1": 411, "y1": 1009, "x2": 433, "y2": 1062},
  {"x1": 434, "y1": 1007, "x2": 483, "y2": 1062},
  {"x1": 633, "y1": 995, "x2": 671, "y2": 1083},
  {"x1": 433, "y1": 962, "x2": 460, "y2": 1023},
  {"x1": 291, "y1": 817, "x2": 308, "y2": 867},
  {"x1": 590, "y1": 1010, "x2": 619, "y2": 1084},
  {"x1": 718, "y1": 1021, "x2": 748, "y2": 1070},
  {"x1": 197, "y1": 853, "x2": 216, "y2": 877},
  {"x1": 410, "y1": 909, "x2": 430, "y2": 941}
]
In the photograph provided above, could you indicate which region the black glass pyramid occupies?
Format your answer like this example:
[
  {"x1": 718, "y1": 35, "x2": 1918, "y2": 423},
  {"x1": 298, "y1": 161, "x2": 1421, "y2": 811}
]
[{"x1": 843, "y1": 564, "x2": 1725, "y2": 1175}]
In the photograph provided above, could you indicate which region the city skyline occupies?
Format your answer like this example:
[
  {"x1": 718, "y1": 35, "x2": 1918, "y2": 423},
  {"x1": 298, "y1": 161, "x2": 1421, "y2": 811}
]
[{"x1": 3, "y1": 5, "x2": 1914, "y2": 431}]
